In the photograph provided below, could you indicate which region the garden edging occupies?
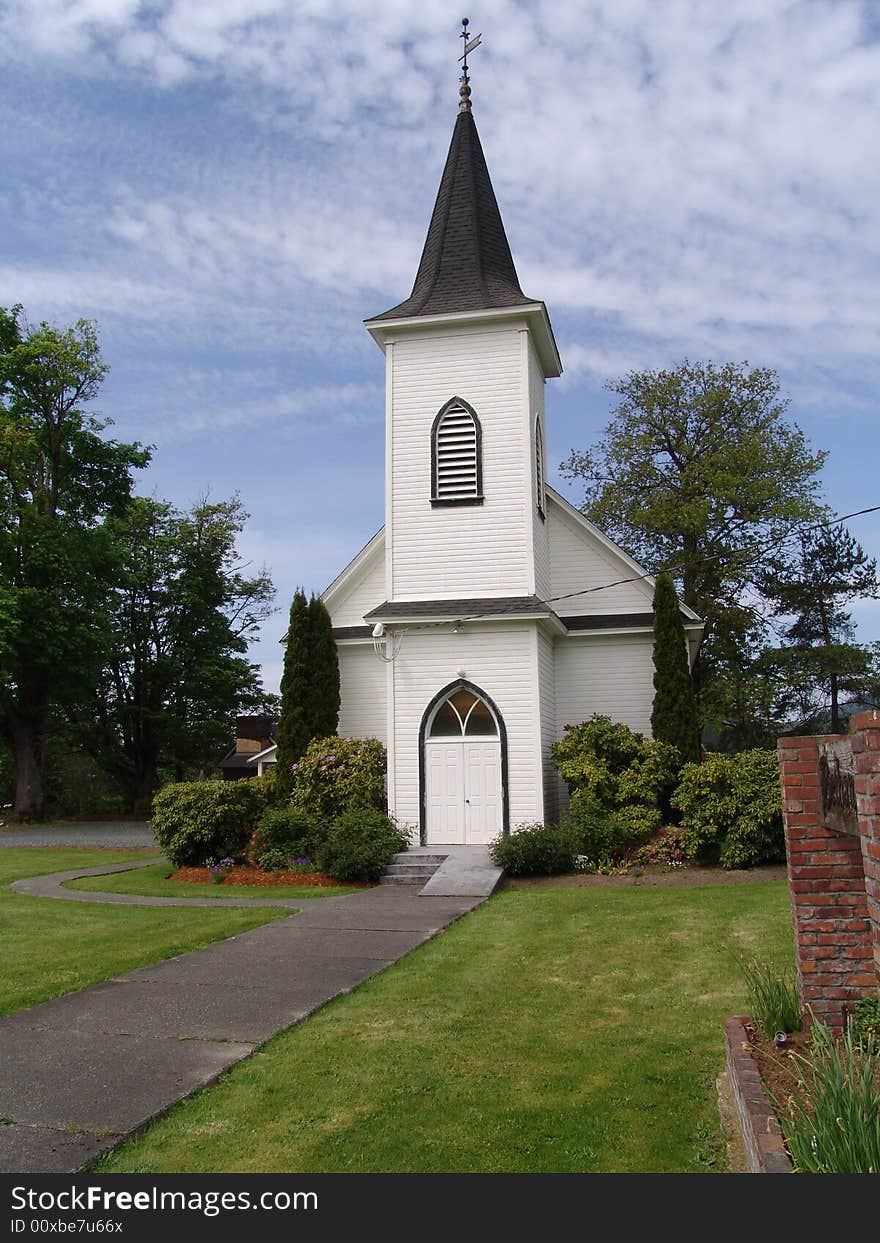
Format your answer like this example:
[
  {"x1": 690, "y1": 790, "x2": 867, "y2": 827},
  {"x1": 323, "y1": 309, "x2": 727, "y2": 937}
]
[{"x1": 723, "y1": 1015, "x2": 792, "y2": 1173}]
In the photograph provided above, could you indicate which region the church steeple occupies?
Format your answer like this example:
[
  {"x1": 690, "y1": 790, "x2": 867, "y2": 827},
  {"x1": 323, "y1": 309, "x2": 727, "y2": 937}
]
[
  {"x1": 371, "y1": 107, "x2": 536, "y2": 322},
  {"x1": 370, "y1": 19, "x2": 542, "y2": 323},
  {"x1": 365, "y1": 23, "x2": 561, "y2": 379}
]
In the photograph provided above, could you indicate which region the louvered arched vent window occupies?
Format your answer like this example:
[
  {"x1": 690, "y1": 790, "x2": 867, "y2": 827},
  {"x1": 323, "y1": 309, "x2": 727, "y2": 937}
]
[
  {"x1": 430, "y1": 398, "x2": 483, "y2": 507},
  {"x1": 535, "y1": 417, "x2": 546, "y2": 519}
]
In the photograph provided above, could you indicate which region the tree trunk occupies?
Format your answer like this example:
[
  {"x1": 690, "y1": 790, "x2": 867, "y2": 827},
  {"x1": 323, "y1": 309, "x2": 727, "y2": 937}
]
[{"x1": 9, "y1": 712, "x2": 45, "y2": 820}]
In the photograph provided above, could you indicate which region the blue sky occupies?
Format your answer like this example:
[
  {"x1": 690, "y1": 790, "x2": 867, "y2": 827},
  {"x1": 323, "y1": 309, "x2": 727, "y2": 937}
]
[{"x1": 3, "y1": 1, "x2": 879, "y2": 693}]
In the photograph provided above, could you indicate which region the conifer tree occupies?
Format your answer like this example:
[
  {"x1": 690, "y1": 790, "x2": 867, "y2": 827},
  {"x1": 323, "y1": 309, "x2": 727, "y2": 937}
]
[
  {"x1": 651, "y1": 573, "x2": 701, "y2": 764},
  {"x1": 274, "y1": 589, "x2": 312, "y2": 801},
  {"x1": 307, "y1": 593, "x2": 340, "y2": 741}
]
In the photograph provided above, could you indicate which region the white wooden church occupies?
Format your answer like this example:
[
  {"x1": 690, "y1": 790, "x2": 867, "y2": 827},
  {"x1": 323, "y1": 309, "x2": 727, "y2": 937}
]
[{"x1": 322, "y1": 69, "x2": 702, "y2": 847}]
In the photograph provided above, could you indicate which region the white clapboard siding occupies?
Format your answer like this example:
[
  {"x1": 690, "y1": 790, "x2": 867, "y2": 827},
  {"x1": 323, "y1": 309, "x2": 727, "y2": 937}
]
[
  {"x1": 555, "y1": 632, "x2": 655, "y2": 740},
  {"x1": 389, "y1": 325, "x2": 533, "y2": 599},
  {"x1": 547, "y1": 498, "x2": 655, "y2": 616},
  {"x1": 337, "y1": 643, "x2": 387, "y2": 744},
  {"x1": 326, "y1": 535, "x2": 386, "y2": 628},
  {"x1": 536, "y1": 627, "x2": 562, "y2": 821},
  {"x1": 388, "y1": 624, "x2": 541, "y2": 834}
]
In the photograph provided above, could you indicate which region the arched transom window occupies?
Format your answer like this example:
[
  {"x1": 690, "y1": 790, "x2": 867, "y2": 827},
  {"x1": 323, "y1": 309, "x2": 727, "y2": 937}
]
[
  {"x1": 431, "y1": 398, "x2": 483, "y2": 506},
  {"x1": 428, "y1": 687, "x2": 498, "y2": 738}
]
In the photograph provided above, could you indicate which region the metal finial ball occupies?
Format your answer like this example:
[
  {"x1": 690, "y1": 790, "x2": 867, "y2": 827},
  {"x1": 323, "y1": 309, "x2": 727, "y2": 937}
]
[{"x1": 462, "y1": 17, "x2": 469, "y2": 27}]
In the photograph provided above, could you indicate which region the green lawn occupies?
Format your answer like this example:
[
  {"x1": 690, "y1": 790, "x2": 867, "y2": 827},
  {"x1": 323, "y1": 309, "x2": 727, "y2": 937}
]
[
  {"x1": 0, "y1": 849, "x2": 288, "y2": 1015},
  {"x1": 96, "y1": 879, "x2": 795, "y2": 1174},
  {"x1": 65, "y1": 861, "x2": 364, "y2": 900}
]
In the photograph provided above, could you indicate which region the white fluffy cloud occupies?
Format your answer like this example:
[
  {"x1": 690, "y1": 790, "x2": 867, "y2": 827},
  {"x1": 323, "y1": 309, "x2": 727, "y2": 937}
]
[{"x1": 3, "y1": 0, "x2": 879, "y2": 675}]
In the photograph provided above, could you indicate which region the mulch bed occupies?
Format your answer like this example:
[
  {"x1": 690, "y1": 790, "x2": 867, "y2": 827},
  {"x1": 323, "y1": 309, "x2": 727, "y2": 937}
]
[
  {"x1": 169, "y1": 865, "x2": 372, "y2": 889},
  {"x1": 747, "y1": 1026, "x2": 813, "y2": 1116},
  {"x1": 502, "y1": 863, "x2": 789, "y2": 889}
]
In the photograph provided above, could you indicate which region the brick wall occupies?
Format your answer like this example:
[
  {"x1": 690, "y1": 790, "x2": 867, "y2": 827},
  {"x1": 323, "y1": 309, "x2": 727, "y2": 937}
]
[
  {"x1": 778, "y1": 728, "x2": 876, "y2": 1028},
  {"x1": 851, "y1": 711, "x2": 880, "y2": 988}
]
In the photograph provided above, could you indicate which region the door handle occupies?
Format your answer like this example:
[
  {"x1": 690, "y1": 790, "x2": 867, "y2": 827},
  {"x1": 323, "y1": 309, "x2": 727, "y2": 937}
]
[{"x1": 465, "y1": 798, "x2": 470, "y2": 803}]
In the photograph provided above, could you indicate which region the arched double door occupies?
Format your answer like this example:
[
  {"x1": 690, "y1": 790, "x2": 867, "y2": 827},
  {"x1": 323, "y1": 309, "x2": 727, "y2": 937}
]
[{"x1": 421, "y1": 683, "x2": 505, "y2": 844}]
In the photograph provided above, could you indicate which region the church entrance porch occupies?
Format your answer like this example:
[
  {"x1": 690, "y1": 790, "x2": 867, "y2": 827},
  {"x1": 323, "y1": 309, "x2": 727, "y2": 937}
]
[{"x1": 419, "y1": 682, "x2": 507, "y2": 846}]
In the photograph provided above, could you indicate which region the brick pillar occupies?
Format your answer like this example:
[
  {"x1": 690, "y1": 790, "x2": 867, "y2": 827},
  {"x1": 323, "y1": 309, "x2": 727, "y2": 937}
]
[
  {"x1": 851, "y1": 710, "x2": 880, "y2": 990},
  {"x1": 778, "y1": 735, "x2": 873, "y2": 1028}
]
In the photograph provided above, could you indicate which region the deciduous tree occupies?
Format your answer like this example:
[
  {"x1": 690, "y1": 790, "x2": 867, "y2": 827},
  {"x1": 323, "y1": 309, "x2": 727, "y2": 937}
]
[
  {"x1": 561, "y1": 360, "x2": 826, "y2": 699},
  {"x1": 69, "y1": 495, "x2": 275, "y2": 807},
  {"x1": 0, "y1": 306, "x2": 148, "y2": 818}
]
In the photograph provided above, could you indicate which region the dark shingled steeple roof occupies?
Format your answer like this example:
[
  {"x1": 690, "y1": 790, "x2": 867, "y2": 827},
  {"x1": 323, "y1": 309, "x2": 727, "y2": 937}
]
[{"x1": 371, "y1": 109, "x2": 537, "y2": 321}]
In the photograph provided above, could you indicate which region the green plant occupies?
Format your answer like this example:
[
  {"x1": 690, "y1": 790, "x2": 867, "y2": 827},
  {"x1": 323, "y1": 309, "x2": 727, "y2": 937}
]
[
  {"x1": 631, "y1": 827, "x2": 690, "y2": 867},
  {"x1": 256, "y1": 849, "x2": 315, "y2": 874},
  {"x1": 742, "y1": 958, "x2": 802, "y2": 1038},
  {"x1": 275, "y1": 590, "x2": 340, "y2": 802},
  {"x1": 851, "y1": 997, "x2": 880, "y2": 1047},
  {"x1": 289, "y1": 736, "x2": 386, "y2": 821},
  {"x1": 316, "y1": 809, "x2": 409, "y2": 882},
  {"x1": 254, "y1": 806, "x2": 326, "y2": 863},
  {"x1": 151, "y1": 780, "x2": 267, "y2": 868},
  {"x1": 490, "y1": 823, "x2": 583, "y2": 876},
  {"x1": 552, "y1": 716, "x2": 678, "y2": 862},
  {"x1": 672, "y1": 749, "x2": 785, "y2": 869},
  {"x1": 651, "y1": 572, "x2": 701, "y2": 765},
  {"x1": 772, "y1": 1019, "x2": 880, "y2": 1173}
]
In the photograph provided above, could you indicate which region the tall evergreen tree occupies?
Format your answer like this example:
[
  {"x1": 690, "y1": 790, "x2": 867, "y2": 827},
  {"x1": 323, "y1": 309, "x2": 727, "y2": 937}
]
[
  {"x1": 764, "y1": 526, "x2": 879, "y2": 733},
  {"x1": 307, "y1": 594, "x2": 340, "y2": 741},
  {"x1": 274, "y1": 588, "x2": 312, "y2": 801},
  {"x1": 651, "y1": 573, "x2": 701, "y2": 763}
]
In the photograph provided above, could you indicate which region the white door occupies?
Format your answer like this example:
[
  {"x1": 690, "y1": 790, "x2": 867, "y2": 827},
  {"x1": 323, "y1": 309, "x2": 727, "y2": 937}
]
[
  {"x1": 425, "y1": 742, "x2": 466, "y2": 844},
  {"x1": 463, "y1": 741, "x2": 502, "y2": 844},
  {"x1": 425, "y1": 740, "x2": 502, "y2": 844},
  {"x1": 423, "y1": 687, "x2": 503, "y2": 845}
]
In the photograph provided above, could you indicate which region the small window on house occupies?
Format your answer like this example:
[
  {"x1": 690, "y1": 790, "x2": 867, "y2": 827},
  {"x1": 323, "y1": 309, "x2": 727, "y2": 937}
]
[
  {"x1": 535, "y1": 417, "x2": 546, "y2": 519},
  {"x1": 431, "y1": 398, "x2": 483, "y2": 506}
]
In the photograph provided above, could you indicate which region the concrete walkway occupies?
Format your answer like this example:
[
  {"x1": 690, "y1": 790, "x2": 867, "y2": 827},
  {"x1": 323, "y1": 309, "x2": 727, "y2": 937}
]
[{"x1": 0, "y1": 860, "x2": 488, "y2": 1175}]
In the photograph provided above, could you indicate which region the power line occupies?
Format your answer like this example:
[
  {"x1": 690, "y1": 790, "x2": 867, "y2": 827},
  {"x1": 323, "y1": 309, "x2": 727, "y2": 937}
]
[{"x1": 373, "y1": 503, "x2": 880, "y2": 643}]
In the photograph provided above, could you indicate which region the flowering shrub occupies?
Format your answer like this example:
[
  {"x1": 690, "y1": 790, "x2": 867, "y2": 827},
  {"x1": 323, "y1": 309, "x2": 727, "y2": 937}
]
[
  {"x1": 671, "y1": 749, "x2": 784, "y2": 868},
  {"x1": 209, "y1": 857, "x2": 236, "y2": 885},
  {"x1": 152, "y1": 780, "x2": 267, "y2": 867},
  {"x1": 630, "y1": 827, "x2": 690, "y2": 867},
  {"x1": 256, "y1": 849, "x2": 314, "y2": 874},
  {"x1": 288, "y1": 736, "x2": 386, "y2": 821}
]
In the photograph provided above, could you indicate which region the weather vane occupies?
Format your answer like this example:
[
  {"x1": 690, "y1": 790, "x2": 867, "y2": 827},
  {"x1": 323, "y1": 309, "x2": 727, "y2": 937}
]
[{"x1": 458, "y1": 17, "x2": 482, "y2": 112}]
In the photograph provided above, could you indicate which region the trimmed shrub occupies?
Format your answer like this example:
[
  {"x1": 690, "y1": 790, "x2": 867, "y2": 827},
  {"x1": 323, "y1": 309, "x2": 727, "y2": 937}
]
[
  {"x1": 289, "y1": 735, "x2": 386, "y2": 821},
  {"x1": 552, "y1": 715, "x2": 678, "y2": 861},
  {"x1": 152, "y1": 779, "x2": 267, "y2": 867},
  {"x1": 254, "y1": 805, "x2": 326, "y2": 863},
  {"x1": 671, "y1": 749, "x2": 785, "y2": 868},
  {"x1": 489, "y1": 822, "x2": 583, "y2": 876},
  {"x1": 317, "y1": 809, "x2": 410, "y2": 883},
  {"x1": 251, "y1": 769, "x2": 278, "y2": 808}
]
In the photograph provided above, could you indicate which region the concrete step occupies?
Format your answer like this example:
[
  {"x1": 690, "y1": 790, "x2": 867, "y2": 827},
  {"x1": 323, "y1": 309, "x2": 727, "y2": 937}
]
[
  {"x1": 380, "y1": 852, "x2": 448, "y2": 887},
  {"x1": 389, "y1": 853, "x2": 448, "y2": 865}
]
